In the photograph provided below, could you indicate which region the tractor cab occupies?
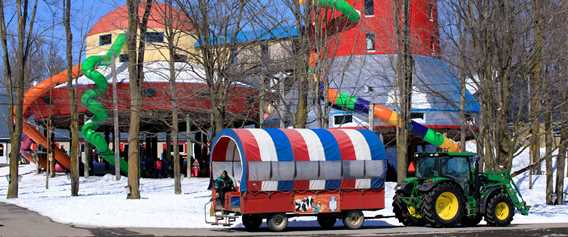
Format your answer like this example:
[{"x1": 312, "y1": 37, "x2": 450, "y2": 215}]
[{"x1": 412, "y1": 152, "x2": 479, "y2": 196}]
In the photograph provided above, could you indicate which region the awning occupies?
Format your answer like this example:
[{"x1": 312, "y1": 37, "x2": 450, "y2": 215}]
[{"x1": 211, "y1": 128, "x2": 386, "y2": 192}]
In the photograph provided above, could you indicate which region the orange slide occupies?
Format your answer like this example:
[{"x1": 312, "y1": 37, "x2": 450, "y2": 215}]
[{"x1": 20, "y1": 65, "x2": 82, "y2": 170}]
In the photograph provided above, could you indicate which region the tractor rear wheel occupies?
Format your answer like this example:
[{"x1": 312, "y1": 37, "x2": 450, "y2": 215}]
[
  {"x1": 422, "y1": 183, "x2": 465, "y2": 227},
  {"x1": 393, "y1": 193, "x2": 425, "y2": 226},
  {"x1": 242, "y1": 214, "x2": 262, "y2": 231},
  {"x1": 342, "y1": 211, "x2": 365, "y2": 229},
  {"x1": 485, "y1": 193, "x2": 514, "y2": 226}
]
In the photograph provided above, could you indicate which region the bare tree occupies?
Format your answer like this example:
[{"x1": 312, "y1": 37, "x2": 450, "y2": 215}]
[
  {"x1": 160, "y1": 0, "x2": 182, "y2": 194},
  {"x1": 175, "y1": 0, "x2": 251, "y2": 136},
  {"x1": 529, "y1": 0, "x2": 544, "y2": 186},
  {"x1": 127, "y1": 0, "x2": 154, "y2": 200},
  {"x1": 393, "y1": 0, "x2": 413, "y2": 183},
  {"x1": 2, "y1": 0, "x2": 39, "y2": 198},
  {"x1": 64, "y1": 0, "x2": 79, "y2": 196}
]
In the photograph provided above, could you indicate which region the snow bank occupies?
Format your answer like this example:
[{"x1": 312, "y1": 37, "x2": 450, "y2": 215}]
[{"x1": 1, "y1": 144, "x2": 567, "y2": 228}]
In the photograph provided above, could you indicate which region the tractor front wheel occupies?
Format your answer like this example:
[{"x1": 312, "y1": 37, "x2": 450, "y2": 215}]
[
  {"x1": 393, "y1": 193, "x2": 425, "y2": 226},
  {"x1": 422, "y1": 183, "x2": 465, "y2": 227},
  {"x1": 485, "y1": 193, "x2": 514, "y2": 226}
]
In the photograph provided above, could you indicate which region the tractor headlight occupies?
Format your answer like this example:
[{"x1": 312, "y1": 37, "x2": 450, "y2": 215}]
[{"x1": 395, "y1": 184, "x2": 403, "y2": 191}]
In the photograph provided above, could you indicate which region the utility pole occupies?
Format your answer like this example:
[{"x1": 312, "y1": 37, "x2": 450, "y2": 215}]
[
  {"x1": 46, "y1": 117, "x2": 52, "y2": 189},
  {"x1": 83, "y1": 114, "x2": 90, "y2": 177},
  {"x1": 186, "y1": 114, "x2": 192, "y2": 178},
  {"x1": 112, "y1": 54, "x2": 120, "y2": 181},
  {"x1": 259, "y1": 75, "x2": 265, "y2": 128},
  {"x1": 369, "y1": 103, "x2": 374, "y2": 131}
]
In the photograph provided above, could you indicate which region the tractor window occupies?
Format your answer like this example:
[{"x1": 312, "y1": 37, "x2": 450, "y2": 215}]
[
  {"x1": 440, "y1": 157, "x2": 470, "y2": 183},
  {"x1": 416, "y1": 157, "x2": 438, "y2": 179}
]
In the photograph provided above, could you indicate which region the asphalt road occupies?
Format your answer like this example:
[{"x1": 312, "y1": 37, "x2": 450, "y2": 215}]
[{"x1": 1, "y1": 202, "x2": 568, "y2": 237}]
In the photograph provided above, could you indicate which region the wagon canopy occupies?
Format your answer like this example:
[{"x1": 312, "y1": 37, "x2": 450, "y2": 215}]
[{"x1": 211, "y1": 128, "x2": 386, "y2": 192}]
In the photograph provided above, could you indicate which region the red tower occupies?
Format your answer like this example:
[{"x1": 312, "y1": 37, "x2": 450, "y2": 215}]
[{"x1": 325, "y1": 0, "x2": 440, "y2": 58}]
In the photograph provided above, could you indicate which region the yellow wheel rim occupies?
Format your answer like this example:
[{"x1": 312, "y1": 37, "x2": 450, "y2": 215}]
[
  {"x1": 495, "y1": 202, "x2": 510, "y2": 221},
  {"x1": 435, "y1": 192, "x2": 459, "y2": 221},
  {"x1": 408, "y1": 206, "x2": 422, "y2": 219}
]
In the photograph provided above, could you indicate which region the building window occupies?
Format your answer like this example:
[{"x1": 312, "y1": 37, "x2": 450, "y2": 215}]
[
  {"x1": 0, "y1": 144, "x2": 4, "y2": 156},
  {"x1": 144, "y1": 32, "x2": 164, "y2": 43},
  {"x1": 230, "y1": 48, "x2": 238, "y2": 64},
  {"x1": 334, "y1": 114, "x2": 353, "y2": 125},
  {"x1": 260, "y1": 43, "x2": 269, "y2": 62},
  {"x1": 174, "y1": 54, "x2": 187, "y2": 62},
  {"x1": 411, "y1": 112, "x2": 424, "y2": 120},
  {"x1": 119, "y1": 54, "x2": 128, "y2": 62},
  {"x1": 99, "y1": 34, "x2": 112, "y2": 46},
  {"x1": 428, "y1": 3, "x2": 434, "y2": 21},
  {"x1": 366, "y1": 32, "x2": 375, "y2": 51},
  {"x1": 431, "y1": 35, "x2": 436, "y2": 54},
  {"x1": 364, "y1": 0, "x2": 374, "y2": 16}
]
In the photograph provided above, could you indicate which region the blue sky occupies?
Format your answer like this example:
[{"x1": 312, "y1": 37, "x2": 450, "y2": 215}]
[{"x1": 10, "y1": 0, "x2": 127, "y2": 61}]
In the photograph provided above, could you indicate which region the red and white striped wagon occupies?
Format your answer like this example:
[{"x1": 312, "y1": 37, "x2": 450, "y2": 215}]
[{"x1": 207, "y1": 128, "x2": 387, "y2": 231}]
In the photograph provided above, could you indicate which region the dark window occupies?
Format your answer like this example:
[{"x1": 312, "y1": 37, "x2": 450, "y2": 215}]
[
  {"x1": 174, "y1": 54, "x2": 187, "y2": 62},
  {"x1": 230, "y1": 48, "x2": 238, "y2": 64},
  {"x1": 366, "y1": 32, "x2": 375, "y2": 51},
  {"x1": 431, "y1": 35, "x2": 436, "y2": 53},
  {"x1": 440, "y1": 157, "x2": 470, "y2": 188},
  {"x1": 261, "y1": 43, "x2": 269, "y2": 62},
  {"x1": 428, "y1": 4, "x2": 434, "y2": 21},
  {"x1": 416, "y1": 157, "x2": 438, "y2": 179},
  {"x1": 119, "y1": 54, "x2": 128, "y2": 62},
  {"x1": 99, "y1": 34, "x2": 112, "y2": 46},
  {"x1": 411, "y1": 112, "x2": 424, "y2": 119},
  {"x1": 0, "y1": 144, "x2": 4, "y2": 156},
  {"x1": 144, "y1": 32, "x2": 164, "y2": 43},
  {"x1": 364, "y1": 0, "x2": 374, "y2": 15},
  {"x1": 334, "y1": 114, "x2": 353, "y2": 125}
]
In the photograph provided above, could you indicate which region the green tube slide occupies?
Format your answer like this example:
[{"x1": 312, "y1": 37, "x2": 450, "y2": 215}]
[
  {"x1": 80, "y1": 33, "x2": 128, "y2": 174},
  {"x1": 317, "y1": 0, "x2": 360, "y2": 23}
]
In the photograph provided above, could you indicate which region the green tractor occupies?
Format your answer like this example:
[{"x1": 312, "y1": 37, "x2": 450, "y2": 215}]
[{"x1": 393, "y1": 152, "x2": 529, "y2": 227}]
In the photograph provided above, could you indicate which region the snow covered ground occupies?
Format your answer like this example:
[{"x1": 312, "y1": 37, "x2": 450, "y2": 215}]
[{"x1": 1, "y1": 144, "x2": 567, "y2": 228}]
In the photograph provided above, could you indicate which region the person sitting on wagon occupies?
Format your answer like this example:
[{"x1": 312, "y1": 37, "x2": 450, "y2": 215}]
[{"x1": 214, "y1": 170, "x2": 235, "y2": 208}]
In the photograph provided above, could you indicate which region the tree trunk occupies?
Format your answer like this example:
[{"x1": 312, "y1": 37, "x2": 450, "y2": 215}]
[
  {"x1": 64, "y1": 0, "x2": 79, "y2": 196},
  {"x1": 530, "y1": 0, "x2": 544, "y2": 178},
  {"x1": 126, "y1": 0, "x2": 153, "y2": 199},
  {"x1": 111, "y1": 53, "x2": 120, "y2": 181},
  {"x1": 394, "y1": 0, "x2": 413, "y2": 184},
  {"x1": 6, "y1": 0, "x2": 33, "y2": 199},
  {"x1": 544, "y1": 81, "x2": 553, "y2": 204},
  {"x1": 126, "y1": 0, "x2": 141, "y2": 199},
  {"x1": 458, "y1": 37, "x2": 467, "y2": 151},
  {"x1": 555, "y1": 77, "x2": 568, "y2": 205},
  {"x1": 294, "y1": 77, "x2": 308, "y2": 128},
  {"x1": 168, "y1": 33, "x2": 181, "y2": 194},
  {"x1": 556, "y1": 125, "x2": 567, "y2": 205}
]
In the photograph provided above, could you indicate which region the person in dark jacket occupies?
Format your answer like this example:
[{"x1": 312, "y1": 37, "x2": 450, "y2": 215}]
[{"x1": 214, "y1": 170, "x2": 235, "y2": 208}]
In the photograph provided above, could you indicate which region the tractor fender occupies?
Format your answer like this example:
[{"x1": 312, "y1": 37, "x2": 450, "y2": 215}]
[
  {"x1": 417, "y1": 182, "x2": 434, "y2": 192},
  {"x1": 479, "y1": 187, "x2": 503, "y2": 215}
]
